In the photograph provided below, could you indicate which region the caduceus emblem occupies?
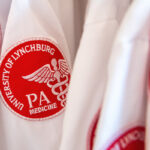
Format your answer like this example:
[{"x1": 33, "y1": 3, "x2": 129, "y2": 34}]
[{"x1": 22, "y1": 58, "x2": 70, "y2": 107}]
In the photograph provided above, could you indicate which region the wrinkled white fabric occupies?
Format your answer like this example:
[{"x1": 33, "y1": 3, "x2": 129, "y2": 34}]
[
  {"x1": 0, "y1": 0, "x2": 84, "y2": 150},
  {"x1": 0, "y1": 0, "x2": 11, "y2": 51},
  {"x1": 59, "y1": 0, "x2": 131, "y2": 150},
  {"x1": 94, "y1": 0, "x2": 150, "y2": 149},
  {"x1": 0, "y1": 1, "x2": 150, "y2": 150}
]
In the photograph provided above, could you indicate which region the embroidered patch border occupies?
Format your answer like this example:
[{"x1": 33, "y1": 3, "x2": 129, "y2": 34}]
[{"x1": 0, "y1": 38, "x2": 71, "y2": 120}]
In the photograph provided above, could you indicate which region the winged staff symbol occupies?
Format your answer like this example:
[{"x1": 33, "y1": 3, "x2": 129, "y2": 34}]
[{"x1": 22, "y1": 58, "x2": 70, "y2": 107}]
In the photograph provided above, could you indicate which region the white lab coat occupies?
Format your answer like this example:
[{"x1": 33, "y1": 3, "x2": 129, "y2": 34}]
[
  {"x1": 59, "y1": 0, "x2": 131, "y2": 150},
  {"x1": 94, "y1": 0, "x2": 150, "y2": 149},
  {"x1": 0, "y1": 0, "x2": 149, "y2": 150},
  {"x1": 0, "y1": 0, "x2": 85, "y2": 150}
]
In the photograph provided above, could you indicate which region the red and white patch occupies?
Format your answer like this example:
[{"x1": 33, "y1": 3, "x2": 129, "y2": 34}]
[
  {"x1": 0, "y1": 38, "x2": 71, "y2": 120},
  {"x1": 107, "y1": 127, "x2": 145, "y2": 150}
]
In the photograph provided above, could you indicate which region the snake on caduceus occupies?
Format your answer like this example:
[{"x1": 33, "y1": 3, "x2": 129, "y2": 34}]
[{"x1": 22, "y1": 58, "x2": 70, "y2": 107}]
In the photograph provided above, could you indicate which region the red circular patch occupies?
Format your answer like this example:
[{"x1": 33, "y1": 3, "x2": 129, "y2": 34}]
[
  {"x1": 0, "y1": 38, "x2": 71, "y2": 120},
  {"x1": 107, "y1": 127, "x2": 145, "y2": 150}
]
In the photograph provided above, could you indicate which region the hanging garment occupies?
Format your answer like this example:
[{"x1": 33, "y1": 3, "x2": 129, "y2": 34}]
[
  {"x1": 0, "y1": 0, "x2": 12, "y2": 51},
  {"x1": 146, "y1": 25, "x2": 150, "y2": 150},
  {"x1": 0, "y1": 0, "x2": 85, "y2": 149},
  {"x1": 93, "y1": 0, "x2": 150, "y2": 150},
  {"x1": 59, "y1": 0, "x2": 131, "y2": 150}
]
